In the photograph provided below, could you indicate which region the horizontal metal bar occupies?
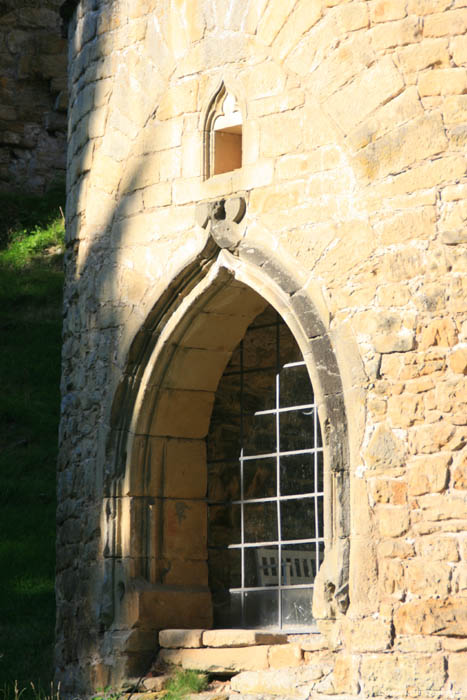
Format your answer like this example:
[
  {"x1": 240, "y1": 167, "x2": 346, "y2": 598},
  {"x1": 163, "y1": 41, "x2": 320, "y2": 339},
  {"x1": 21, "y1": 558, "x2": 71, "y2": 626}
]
[
  {"x1": 240, "y1": 447, "x2": 323, "y2": 461},
  {"x1": 230, "y1": 493, "x2": 323, "y2": 505},
  {"x1": 254, "y1": 403, "x2": 316, "y2": 416},
  {"x1": 227, "y1": 538, "x2": 324, "y2": 548},
  {"x1": 229, "y1": 584, "x2": 316, "y2": 592}
]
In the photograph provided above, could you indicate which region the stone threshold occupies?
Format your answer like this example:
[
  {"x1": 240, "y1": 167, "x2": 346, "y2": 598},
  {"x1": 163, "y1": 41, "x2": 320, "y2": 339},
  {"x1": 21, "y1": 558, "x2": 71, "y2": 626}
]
[{"x1": 156, "y1": 629, "x2": 329, "y2": 674}]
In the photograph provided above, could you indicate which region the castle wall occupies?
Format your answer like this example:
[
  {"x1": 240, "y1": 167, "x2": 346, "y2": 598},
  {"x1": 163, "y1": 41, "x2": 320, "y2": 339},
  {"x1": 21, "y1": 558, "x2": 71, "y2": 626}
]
[
  {"x1": 58, "y1": 0, "x2": 467, "y2": 696},
  {"x1": 0, "y1": 0, "x2": 67, "y2": 192}
]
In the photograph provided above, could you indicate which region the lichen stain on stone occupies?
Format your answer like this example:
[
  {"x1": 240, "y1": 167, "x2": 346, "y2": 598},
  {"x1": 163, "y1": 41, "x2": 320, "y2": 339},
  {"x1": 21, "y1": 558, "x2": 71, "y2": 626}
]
[{"x1": 175, "y1": 501, "x2": 189, "y2": 524}]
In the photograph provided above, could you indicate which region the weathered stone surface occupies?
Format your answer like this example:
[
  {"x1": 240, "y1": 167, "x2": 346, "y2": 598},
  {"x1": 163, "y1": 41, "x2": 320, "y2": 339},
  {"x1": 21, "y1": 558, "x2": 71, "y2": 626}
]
[
  {"x1": 332, "y1": 653, "x2": 360, "y2": 695},
  {"x1": 142, "y1": 675, "x2": 170, "y2": 691},
  {"x1": 268, "y1": 644, "x2": 302, "y2": 668},
  {"x1": 346, "y1": 618, "x2": 392, "y2": 652},
  {"x1": 159, "y1": 646, "x2": 269, "y2": 673},
  {"x1": 394, "y1": 597, "x2": 467, "y2": 636},
  {"x1": 364, "y1": 425, "x2": 406, "y2": 470},
  {"x1": 407, "y1": 454, "x2": 450, "y2": 495},
  {"x1": 448, "y1": 653, "x2": 467, "y2": 696},
  {"x1": 378, "y1": 506, "x2": 410, "y2": 537},
  {"x1": 58, "y1": 1, "x2": 467, "y2": 696},
  {"x1": 230, "y1": 668, "x2": 322, "y2": 699},
  {"x1": 406, "y1": 559, "x2": 451, "y2": 596},
  {"x1": 202, "y1": 630, "x2": 287, "y2": 648},
  {"x1": 449, "y1": 347, "x2": 467, "y2": 375},
  {"x1": 159, "y1": 629, "x2": 204, "y2": 649},
  {"x1": 163, "y1": 438, "x2": 207, "y2": 499},
  {"x1": 417, "y1": 535, "x2": 459, "y2": 562},
  {"x1": 360, "y1": 653, "x2": 445, "y2": 696},
  {"x1": 452, "y1": 451, "x2": 467, "y2": 490},
  {"x1": 0, "y1": 1, "x2": 67, "y2": 192}
]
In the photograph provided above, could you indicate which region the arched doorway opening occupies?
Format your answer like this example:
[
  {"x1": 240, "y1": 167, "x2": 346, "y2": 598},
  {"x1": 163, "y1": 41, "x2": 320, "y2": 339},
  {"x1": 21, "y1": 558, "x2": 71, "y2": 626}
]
[
  {"x1": 106, "y1": 248, "x2": 349, "y2": 679},
  {"x1": 208, "y1": 304, "x2": 323, "y2": 630}
]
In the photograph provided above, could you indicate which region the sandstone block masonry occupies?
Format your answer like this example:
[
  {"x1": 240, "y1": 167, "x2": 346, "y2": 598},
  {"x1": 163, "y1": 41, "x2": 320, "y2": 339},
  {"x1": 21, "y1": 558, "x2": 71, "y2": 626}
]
[
  {"x1": 58, "y1": 0, "x2": 467, "y2": 697},
  {"x1": 0, "y1": 1, "x2": 67, "y2": 191}
]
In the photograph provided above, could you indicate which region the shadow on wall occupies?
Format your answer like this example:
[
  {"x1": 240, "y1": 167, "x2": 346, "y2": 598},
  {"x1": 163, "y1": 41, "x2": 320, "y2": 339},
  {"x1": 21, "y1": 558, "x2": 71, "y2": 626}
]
[{"x1": 57, "y1": 2, "x2": 202, "y2": 692}]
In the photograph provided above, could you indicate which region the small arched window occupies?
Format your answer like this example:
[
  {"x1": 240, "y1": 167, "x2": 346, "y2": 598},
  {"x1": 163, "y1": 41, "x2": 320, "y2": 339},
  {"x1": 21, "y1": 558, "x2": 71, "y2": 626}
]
[{"x1": 205, "y1": 85, "x2": 243, "y2": 178}]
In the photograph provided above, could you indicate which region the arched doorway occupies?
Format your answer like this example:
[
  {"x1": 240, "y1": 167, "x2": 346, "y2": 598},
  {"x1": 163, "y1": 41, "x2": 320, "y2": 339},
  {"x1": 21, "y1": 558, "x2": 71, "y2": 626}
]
[
  {"x1": 208, "y1": 304, "x2": 323, "y2": 630},
  {"x1": 105, "y1": 243, "x2": 349, "y2": 678}
]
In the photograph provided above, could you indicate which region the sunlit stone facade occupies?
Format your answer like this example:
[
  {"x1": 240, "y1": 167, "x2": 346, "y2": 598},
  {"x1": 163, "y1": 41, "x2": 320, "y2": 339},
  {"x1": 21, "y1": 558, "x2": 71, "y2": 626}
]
[{"x1": 58, "y1": 0, "x2": 467, "y2": 696}]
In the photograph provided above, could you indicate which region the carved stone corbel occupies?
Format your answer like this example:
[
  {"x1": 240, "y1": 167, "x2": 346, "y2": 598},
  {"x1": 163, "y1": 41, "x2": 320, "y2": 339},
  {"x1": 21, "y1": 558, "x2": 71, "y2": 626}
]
[{"x1": 195, "y1": 196, "x2": 246, "y2": 251}]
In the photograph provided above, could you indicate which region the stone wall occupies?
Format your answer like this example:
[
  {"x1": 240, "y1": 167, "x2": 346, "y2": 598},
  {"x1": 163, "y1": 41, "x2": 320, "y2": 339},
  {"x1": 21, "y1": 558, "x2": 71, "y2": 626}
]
[
  {"x1": 58, "y1": 0, "x2": 467, "y2": 697},
  {"x1": 0, "y1": 0, "x2": 67, "y2": 192}
]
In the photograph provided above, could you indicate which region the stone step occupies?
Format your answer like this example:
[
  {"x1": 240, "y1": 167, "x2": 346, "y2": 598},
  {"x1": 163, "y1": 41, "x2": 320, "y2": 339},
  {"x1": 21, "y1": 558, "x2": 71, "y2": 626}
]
[
  {"x1": 159, "y1": 629, "x2": 288, "y2": 649},
  {"x1": 158, "y1": 645, "x2": 271, "y2": 673},
  {"x1": 156, "y1": 629, "x2": 330, "y2": 675}
]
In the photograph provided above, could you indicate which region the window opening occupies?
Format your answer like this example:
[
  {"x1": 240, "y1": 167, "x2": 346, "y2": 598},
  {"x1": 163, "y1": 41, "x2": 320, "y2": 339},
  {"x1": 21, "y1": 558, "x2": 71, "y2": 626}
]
[
  {"x1": 206, "y1": 87, "x2": 243, "y2": 177},
  {"x1": 207, "y1": 307, "x2": 324, "y2": 631}
]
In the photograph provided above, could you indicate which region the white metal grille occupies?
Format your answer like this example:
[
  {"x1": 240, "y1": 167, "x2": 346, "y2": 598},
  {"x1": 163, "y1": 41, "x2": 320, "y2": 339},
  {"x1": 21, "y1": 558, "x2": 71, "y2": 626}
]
[{"x1": 207, "y1": 312, "x2": 324, "y2": 630}]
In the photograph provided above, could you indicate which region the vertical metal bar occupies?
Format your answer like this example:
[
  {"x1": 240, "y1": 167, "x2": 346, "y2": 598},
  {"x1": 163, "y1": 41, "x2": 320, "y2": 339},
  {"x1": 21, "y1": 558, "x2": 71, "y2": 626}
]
[
  {"x1": 239, "y1": 339, "x2": 245, "y2": 626},
  {"x1": 275, "y1": 314, "x2": 282, "y2": 629},
  {"x1": 314, "y1": 405, "x2": 319, "y2": 576}
]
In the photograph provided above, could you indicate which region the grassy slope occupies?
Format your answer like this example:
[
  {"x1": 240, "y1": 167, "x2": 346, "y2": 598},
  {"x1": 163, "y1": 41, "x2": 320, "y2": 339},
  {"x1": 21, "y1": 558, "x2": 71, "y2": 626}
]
[{"x1": 0, "y1": 188, "x2": 65, "y2": 694}]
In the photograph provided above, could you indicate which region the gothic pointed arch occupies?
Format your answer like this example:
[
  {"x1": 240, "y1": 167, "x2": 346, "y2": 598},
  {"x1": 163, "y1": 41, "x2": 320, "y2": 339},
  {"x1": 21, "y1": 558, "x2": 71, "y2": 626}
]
[
  {"x1": 203, "y1": 82, "x2": 243, "y2": 178},
  {"x1": 103, "y1": 200, "x2": 350, "y2": 675}
]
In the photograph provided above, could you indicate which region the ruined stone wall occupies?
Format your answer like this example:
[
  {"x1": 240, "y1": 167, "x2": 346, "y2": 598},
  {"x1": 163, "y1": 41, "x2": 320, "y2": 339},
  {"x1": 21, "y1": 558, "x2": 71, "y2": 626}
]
[
  {"x1": 58, "y1": 0, "x2": 467, "y2": 696},
  {"x1": 0, "y1": 0, "x2": 67, "y2": 191}
]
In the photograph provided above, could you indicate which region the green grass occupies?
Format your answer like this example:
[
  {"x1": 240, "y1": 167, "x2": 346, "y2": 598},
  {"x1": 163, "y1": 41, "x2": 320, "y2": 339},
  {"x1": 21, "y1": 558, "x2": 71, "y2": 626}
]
[
  {"x1": 0, "y1": 186, "x2": 65, "y2": 696},
  {"x1": 163, "y1": 670, "x2": 208, "y2": 700}
]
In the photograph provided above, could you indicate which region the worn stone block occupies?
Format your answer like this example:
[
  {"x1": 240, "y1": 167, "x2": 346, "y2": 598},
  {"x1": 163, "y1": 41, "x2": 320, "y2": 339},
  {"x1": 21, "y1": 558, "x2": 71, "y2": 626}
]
[
  {"x1": 163, "y1": 347, "x2": 231, "y2": 392},
  {"x1": 424, "y1": 9, "x2": 467, "y2": 37},
  {"x1": 347, "y1": 618, "x2": 392, "y2": 652},
  {"x1": 449, "y1": 348, "x2": 467, "y2": 375},
  {"x1": 417, "y1": 535, "x2": 459, "y2": 562},
  {"x1": 202, "y1": 630, "x2": 287, "y2": 648},
  {"x1": 159, "y1": 645, "x2": 269, "y2": 673},
  {"x1": 395, "y1": 597, "x2": 467, "y2": 636},
  {"x1": 162, "y1": 499, "x2": 207, "y2": 559},
  {"x1": 364, "y1": 424, "x2": 406, "y2": 470},
  {"x1": 448, "y1": 653, "x2": 467, "y2": 696},
  {"x1": 150, "y1": 389, "x2": 215, "y2": 439},
  {"x1": 452, "y1": 451, "x2": 467, "y2": 490},
  {"x1": 378, "y1": 505, "x2": 410, "y2": 538},
  {"x1": 159, "y1": 629, "x2": 204, "y2": 649},
  {"x1": 406, "y1": 559, "x2": 451, "y2": 596},
  {"x1": 323, "y1": 56, "x2": 404, "y2": 135},
  {"x1": 256, "y1": 0, "x2": 297, "y2": 46},
  {"x1": 163, "y1": 438, "x2": 207, "y2": 499},
  {"x1": 360, "y1": 653, "x2": 445, "y2": 696},
  {"x1": 230, "y1": 667, "x2": 324, "y2": 698},
  {"x1": 332, "y1": 653, "x2": 360, "y2": 694},
  {"x1": 419, "y1": 68, "x2": 467, "y2": 96},
  {"x1": 268, "y1": 643, "x2": 302, "y2": 668},
  {"x1": 353, "y1": 113, "x2": 448, "y2": 182},
  {"x1": 370, "y1": 0, "x2": 407, "y2": 23},
  {"x1": 370, "y1": 16, "x2": 422, "y2": 51},
  {"x1": 369, "y1": 478, "x2": 407, "y2": 505}
]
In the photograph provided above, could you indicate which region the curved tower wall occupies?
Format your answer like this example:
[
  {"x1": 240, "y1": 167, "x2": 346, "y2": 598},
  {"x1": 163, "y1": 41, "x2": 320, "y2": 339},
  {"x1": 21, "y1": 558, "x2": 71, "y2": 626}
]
[{"x1": 58, "y1": 0, "x2": 467, "y2": 695}]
